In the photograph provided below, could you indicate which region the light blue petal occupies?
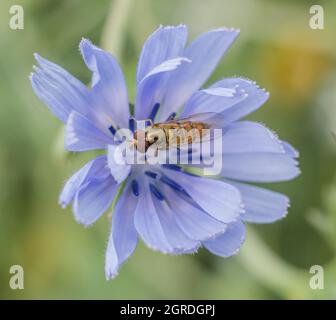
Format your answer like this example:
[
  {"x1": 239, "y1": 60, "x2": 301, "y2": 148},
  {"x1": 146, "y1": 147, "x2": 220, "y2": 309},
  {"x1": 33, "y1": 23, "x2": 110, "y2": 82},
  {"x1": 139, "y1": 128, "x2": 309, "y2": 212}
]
[
  {"x1": 281, "y1": 141, "x2": 299, "y2": 158},
  {"x1": 226, "y1": 181, "x2": 290, "y2": 223},
  {"x1": 107, "y1": 145, "x2": 132, "y2": 184},
  {"x1": 211, "y1": 77, "x2": 270, "y2": 125},
  {"x1": 135, "y1": 57, "x2": 190, "y2": 120},
  {"x1": 73, "y1": 175, "x2": 118, "y2": 226},
  {"x1": 30, "y1": 54, "x2": 92, "y2": 123},
  {"x1": 203, "y1": 221, "x2": 246, "y2": 257},
  {"x1": 59, "y1": 155, "x2": 109, "y2": 208},
  {"x1": 105, "y1": 184, "x2": 138, "y2": 279},
  {"x1": 181, "y1": 86, "x2": 247, "y2": 117},
  {"x1": 158, "y1": 28, "x2": 240, "y2": 121},
  {"x1": 162, "y1": 169, "x2": 242, "y2": 223},
  {"x1": 134, "y1": 180, "x2": 175, "y2": 253},
  {"x1": 221, "y1": 121, "x2": 285, "y2": 154},
  {"x1": 79, "y1": 39, "x2": 129, "y2": 129},
  {"x1": 65, "y1": 111, "x2": 113, "y2": 152},
  {"x1": 174, "y1": 245, "x2": 201, "y2": 255},
  {"x1": 136, "y1": 25, "x2": 188, "y2": 83},
  {"x1": 161, "y1": 184, "x2": 227, "y2": 241},
  {"x1": 221, "y1": 152, "x2": 300, "y2": 182},
  {"x1": 151, "y1": 194, "x2": 200, "y2": 252}
]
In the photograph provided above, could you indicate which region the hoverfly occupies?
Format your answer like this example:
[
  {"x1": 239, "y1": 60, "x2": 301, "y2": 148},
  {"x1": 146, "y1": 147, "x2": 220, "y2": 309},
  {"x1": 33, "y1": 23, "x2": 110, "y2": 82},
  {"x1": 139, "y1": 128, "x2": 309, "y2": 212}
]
[{"x1": 132, "y1": 112, "x2": 224, "y2": 153}]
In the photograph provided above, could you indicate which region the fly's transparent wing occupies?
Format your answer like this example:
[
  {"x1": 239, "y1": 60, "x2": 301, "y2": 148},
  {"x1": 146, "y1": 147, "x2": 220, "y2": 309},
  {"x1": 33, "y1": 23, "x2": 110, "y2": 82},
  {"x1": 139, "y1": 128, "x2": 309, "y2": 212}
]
[{"x1": 167, "y1": 112, "x2": 226, "y2": 129}]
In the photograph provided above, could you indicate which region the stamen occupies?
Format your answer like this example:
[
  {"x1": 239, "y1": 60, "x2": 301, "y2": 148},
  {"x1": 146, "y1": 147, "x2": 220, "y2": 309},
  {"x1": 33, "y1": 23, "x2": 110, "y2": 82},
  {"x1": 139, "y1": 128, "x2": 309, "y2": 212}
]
[
  {"x1": 131, "y1": 179, "x2": 139, "y2": 196},
  {"x1": 176, "y1": 148, "x2": 201, "y2": 163},
  {"x1": 145, "y1": 120, "x2": 153, "y2": 127},
  {"x1": 166, "y1": 112, "x2": 176, "y2": 121},
  {"x1": 186, "y1": 149, "x2": 202, "y2": 163},
  {"x1": 149, "y1": 102, "x2": 160, "y2": 121},
  {"x1": 129, "y1": 117, "x2": 135, "y2": 132},
  {"x1": 160, "y1": 175, "x2": 184, "y2": 192},
  {"x1": 161, "y1": 164, "x2": 199, "y2": 177},
  {"x1": 149, "y1": 183, "x2": 165, "y2": 201},
  {"x1": 108, "y1": 125, "x2": 117, "y2": 136},
  {"x1": 144, "y1": 171, "x2": 158, "y2": 179},
  {"x1": 161, "y1": 164, "x2": 182, "y2": 171}
]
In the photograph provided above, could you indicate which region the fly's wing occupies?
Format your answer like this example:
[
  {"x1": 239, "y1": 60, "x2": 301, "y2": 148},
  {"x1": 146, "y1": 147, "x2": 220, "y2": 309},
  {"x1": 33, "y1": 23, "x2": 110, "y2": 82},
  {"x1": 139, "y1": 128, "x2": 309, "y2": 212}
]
[
  {"x1": 180, "y1": 112, "x2": 224, "y2": 142},
  {"x1": 166, "y1": 112, "x2": 225, "y2": 129}
]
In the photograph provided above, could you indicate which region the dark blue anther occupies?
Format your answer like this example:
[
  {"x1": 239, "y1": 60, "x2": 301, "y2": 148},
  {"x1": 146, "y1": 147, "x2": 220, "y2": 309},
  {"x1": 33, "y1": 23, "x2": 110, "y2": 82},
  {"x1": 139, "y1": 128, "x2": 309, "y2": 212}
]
[
  {"x1": 182, "y1": 147, "x2": 202, "y2": 163},
  {"x1": 161, "y1": 164, "x2": 199, "y2": 177},
  {"x1": 187, "y1": 152, "x2": 202, "y2": 163},
  {"x1": 166, "y1": 112, "x2": 176, "y2": 121},
  {"x1": 187, "y1": 149, "x2": 194, "y2": 161},
  {"x1": 149, "y1": 183, "x2": 165, "y2": 201},
  {"x1": 129, "y1": 117, "x2": 135, "y2": 132},
  {"x1": 187, "y1": 147, "x2": 194, "y2": 154},
  {"x1": 160, "y1": 175, "x2": 185, "y2": 192},
  {"x1": 145, "y1": 120, "x2": 152, "y2": 127},
  {"x1": 149, "y1": 102, "x2": 160, "y2": 121},
  {"x1": 144, "y1": 171, "x2": 158, "y2": 179},
  {"x1": 131, "y1": 179, "x2": 139, "y2": 196},
  {"x1": 181, "y1": 189, "x2": 191, "y2": 198},
  {"x1": 161, "y1": 164, "x2": 182, "y2": 171},
  {"x1": 108, "y1": 125, "x2": 117, "y2": 136}
]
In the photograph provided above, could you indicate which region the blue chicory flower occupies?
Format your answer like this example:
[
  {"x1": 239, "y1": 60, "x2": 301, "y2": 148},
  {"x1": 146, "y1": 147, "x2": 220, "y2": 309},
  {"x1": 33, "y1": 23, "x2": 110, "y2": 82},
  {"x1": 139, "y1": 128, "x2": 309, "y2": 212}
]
[{"x1": 30, "y1": 25, "x2": 300, "y2": 279}]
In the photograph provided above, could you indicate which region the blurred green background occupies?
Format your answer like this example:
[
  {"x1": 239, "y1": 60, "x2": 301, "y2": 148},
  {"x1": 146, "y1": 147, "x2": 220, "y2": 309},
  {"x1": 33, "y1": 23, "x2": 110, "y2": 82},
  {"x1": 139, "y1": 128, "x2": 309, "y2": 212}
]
[{"x1": 1, "y1": 0, "x2": 336, "y2": 299}]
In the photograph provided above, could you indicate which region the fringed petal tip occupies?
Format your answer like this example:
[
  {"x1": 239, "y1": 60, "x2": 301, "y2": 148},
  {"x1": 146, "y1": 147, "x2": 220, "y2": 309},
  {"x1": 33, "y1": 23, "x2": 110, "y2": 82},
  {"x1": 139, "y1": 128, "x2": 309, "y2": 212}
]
[
  {"x1": 234, "y1": 76, "x2": 270, "y2": 94},
  {"x1": 140, "y1": 242, "x2": 202, "y2": 256},
  {"x1": 282, "y1": 141, "x2": 300, "y2": 158},
  {"x1": 275, "y1": 208, "x2": 290, "y2": 223},
  {"x1": 105, "y1": 248, "x2": 120, "y2": 280},
  {"x1": 58, "y1": 197, "x2": 68, "y2": 209},
  {"x1": 58, "y1": 179, "x2": 76, "y2": 210},
  {"x1": 79, "y1": 38, "x2": 99, "y2": 67},
  {"x1": 211, "y1": 27, "x2": 240, "y2": 34},
  {"x1": 151, "y1": 25, "x2": 239, "y2": 39},
  {"x1": 79, "y1": 37, "x2": 92, "y2": 47},
  {"x1": 203, "y1": 221, "x2": 246, "y2": 258},
  {"x1": 157, "y1": 24, "x2": 187, "y2": 30},
  {"x1": 169, "y1": 243, "x2": 202, "y2": 256},
  {"x1": 73, "y1": 210, "x2": 94, "y2": 228},
  {"x1": 33, "y1": 52, "x2": 44, "y2": 64},
  {"x1": 105, "y1": 271, "x2": 118, "y2": 281},
  {"x1": 79, "y1": 38, "x2": 106, "y2": 57},
  {"x1": 78, "y1": 38, "x2": 93, "y2": 63},
  {"x1": 72, "y1": 198, "x2": 97, "y2": 228}
]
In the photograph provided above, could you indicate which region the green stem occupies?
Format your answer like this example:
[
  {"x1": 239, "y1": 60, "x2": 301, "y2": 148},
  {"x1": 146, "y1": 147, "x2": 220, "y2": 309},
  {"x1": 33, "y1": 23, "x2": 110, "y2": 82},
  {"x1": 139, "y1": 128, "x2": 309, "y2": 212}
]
[
  {"x1": 238, "y1": 227, "x2": 310, "y2": 298},
  {"x1": 101, "y1": 0, "x2": 134, "y2": 59}
]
